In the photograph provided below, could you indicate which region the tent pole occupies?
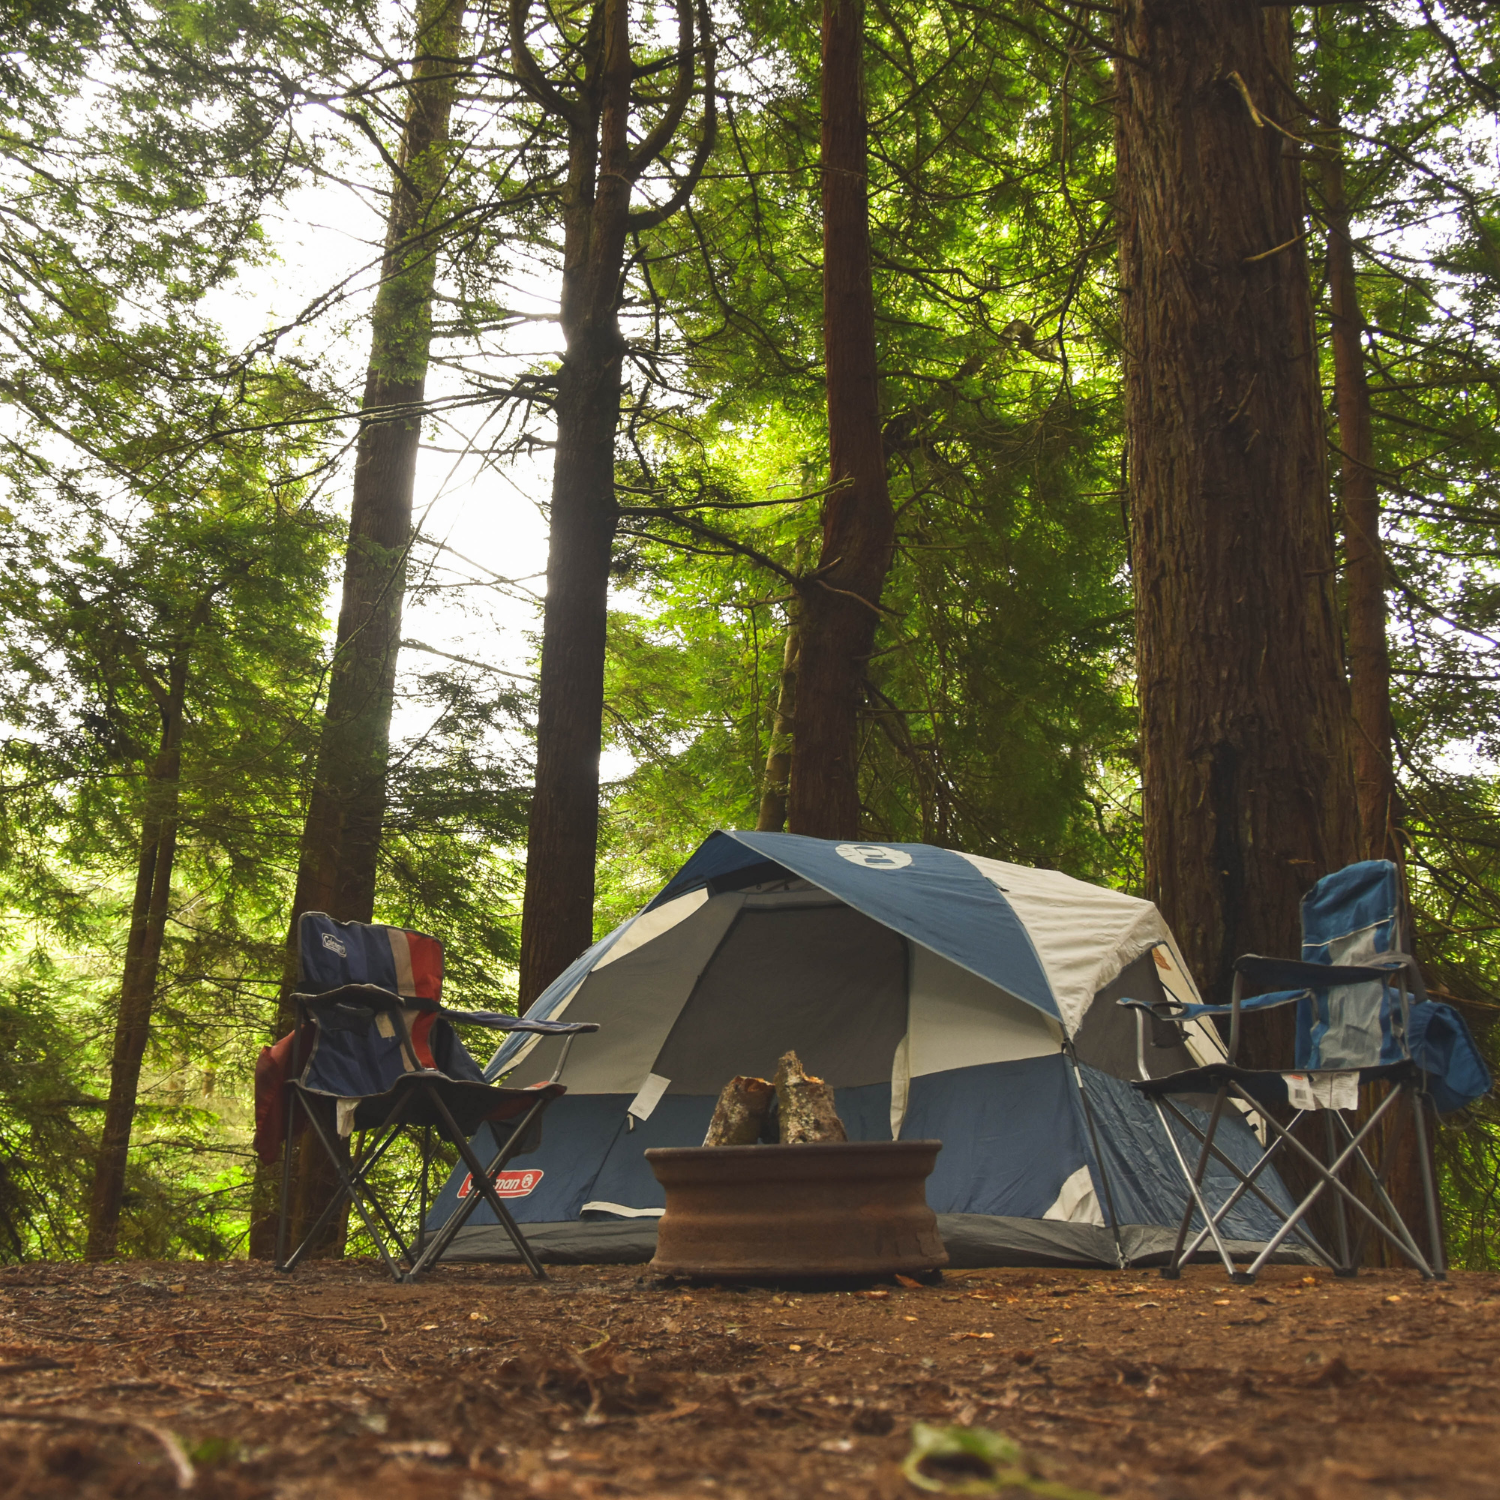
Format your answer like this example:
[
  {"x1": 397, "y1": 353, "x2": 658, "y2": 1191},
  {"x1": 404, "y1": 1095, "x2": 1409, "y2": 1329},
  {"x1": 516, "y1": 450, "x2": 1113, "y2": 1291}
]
[{"x1": 1065, "y1": 1044, "x2": 1128, "y2": 1269}]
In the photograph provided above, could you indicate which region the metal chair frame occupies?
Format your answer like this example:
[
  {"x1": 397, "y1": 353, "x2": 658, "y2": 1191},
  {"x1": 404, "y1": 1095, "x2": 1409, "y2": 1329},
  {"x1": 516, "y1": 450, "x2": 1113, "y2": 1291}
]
[
  {"x1": 1126, "y1": 949, "x2": 1446, "y2": 1285},
  {"x1": 275, "y1": 984, "x2": 589, "y2": 1283}
]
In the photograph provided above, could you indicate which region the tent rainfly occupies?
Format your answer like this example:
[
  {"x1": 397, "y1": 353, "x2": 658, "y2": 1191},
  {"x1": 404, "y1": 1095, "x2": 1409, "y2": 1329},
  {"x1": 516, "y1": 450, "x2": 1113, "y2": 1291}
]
[{"x1": 426, "y1": 831, "x2": 1302, "y2": 1268}]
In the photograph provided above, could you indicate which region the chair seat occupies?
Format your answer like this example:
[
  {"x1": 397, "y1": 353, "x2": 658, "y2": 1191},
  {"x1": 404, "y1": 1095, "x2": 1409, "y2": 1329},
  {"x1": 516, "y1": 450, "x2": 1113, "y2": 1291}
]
[
  {"x1": 295, "y1": 1074, "x2": 565, "y2": 1136},
  {"x1": 1132, "y1": 1059, "x2": 1418, "y2": 1110}
]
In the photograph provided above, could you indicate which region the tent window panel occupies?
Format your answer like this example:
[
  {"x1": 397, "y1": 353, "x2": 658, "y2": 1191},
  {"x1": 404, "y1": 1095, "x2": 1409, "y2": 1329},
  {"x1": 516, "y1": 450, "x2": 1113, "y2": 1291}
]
[
  {"x1": 651, "y1": 906, "x2": 909, "y2": 1093},
  {"x1": 506, "y1": 894, "x2": 747, "y2": 1094},
  {"x1": 907, "y1": 944, "x2": 1061, "y2": 1077},
  {"x1": 1072, "y1": 950, "x2": 1200, "y2": 1081}
]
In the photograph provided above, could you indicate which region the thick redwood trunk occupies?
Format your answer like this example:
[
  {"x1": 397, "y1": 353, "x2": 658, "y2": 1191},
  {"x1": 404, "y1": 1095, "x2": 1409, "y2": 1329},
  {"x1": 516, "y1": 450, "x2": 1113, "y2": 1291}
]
[
  {"x1": 85, "y1": 659, "x2": 188, "y2": 1260},
  {"x1": 785, "y1": 0, "x2": 895, "y2": 840},
  {"x1": 1116, "y1": 1, "x2": 1359, "y2": 1063},
  {"x1": 249, "y1": 0, "x2": 465, "y2": 1260},
  {"x1": 1322, "y1": 146, "x2": 1398, "y2": 863}
]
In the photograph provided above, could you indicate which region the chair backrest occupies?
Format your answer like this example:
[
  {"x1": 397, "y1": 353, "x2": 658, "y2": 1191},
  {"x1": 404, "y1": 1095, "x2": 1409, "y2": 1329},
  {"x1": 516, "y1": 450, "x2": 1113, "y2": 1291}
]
[
  {"x1": 297, "y1": 912, "x2": 444, "y2": 1004},
  {"x1": 294, "y1": 914, "x2": 482, "y2": 1096},
  {"x1": 1296, "y1": 860, "x2": 1412, "y2": 1070}
]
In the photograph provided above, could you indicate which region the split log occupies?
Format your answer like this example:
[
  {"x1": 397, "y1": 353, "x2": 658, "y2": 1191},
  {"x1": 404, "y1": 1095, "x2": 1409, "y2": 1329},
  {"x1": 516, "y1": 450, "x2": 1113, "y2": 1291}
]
[
  {"x1": 703, "y1": 1075, "x2": 775, "y2": 1146},
  {"x1": 774, "y1": 1050, "x2": 847, "y2": 1144}
]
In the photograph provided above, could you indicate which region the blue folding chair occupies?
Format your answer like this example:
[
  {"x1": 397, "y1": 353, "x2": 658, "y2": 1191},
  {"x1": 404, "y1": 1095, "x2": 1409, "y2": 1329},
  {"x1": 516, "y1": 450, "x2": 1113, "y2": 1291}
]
[
  {"x1": 270, "y1": 912, "x2": 598, "y2": 1281},
  {"x1": 1121, "y1": 861, "x2": 1490, "y2": 1283}
]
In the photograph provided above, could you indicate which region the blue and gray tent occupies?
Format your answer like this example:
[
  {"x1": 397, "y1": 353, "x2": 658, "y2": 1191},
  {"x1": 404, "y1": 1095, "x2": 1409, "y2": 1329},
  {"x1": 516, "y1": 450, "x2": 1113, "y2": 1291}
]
[{"x1": 427, "y1": 831, "x2": 1305, "y2": 1267}]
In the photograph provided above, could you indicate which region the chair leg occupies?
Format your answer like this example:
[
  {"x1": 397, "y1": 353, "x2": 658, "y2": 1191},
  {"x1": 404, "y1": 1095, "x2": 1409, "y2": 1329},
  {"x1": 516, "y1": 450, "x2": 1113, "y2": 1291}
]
[
  {"x1": 282, "y1": 1115, "x2": 413, "y2": 1273},
  {"x1": 295, "y1": 1098, "x2": 407, "y2": 1281},
  {"x1": 1159, "y1": 1102, "x2": 1331, "y2": 1272},
  {"x1": 1324, "y1": 1110, "x2": 1354, "y2": 1275},
  {"x1": 420, "y1": 1087, "x2": 547, "y2": 1282},
  {"x1": 1408, "y1": 1086, "x2": 1447, "y2": 1280},
  {"x1": 1328, "y1": 1103, "x2": 1432, "y2": 1271},
  {"x1": 1231, "y1": 1083, "x2": 1433, "y2": 1279},
  {"x1": 417, "y1": 1125, "x2": 431, "y2": 1262},
  {"x1": 275, "y1": 1089, "x2": 299, "y2": 1271},
  {"x1": 409, "y1": 1100, "x2": 553, "y2": 1278},
  {"x1": 1154, "y1": 1091, "x2": 1240, "y2": 1279},
  {"x1": 1339, "y1": 1096, "x2": 1408, "y2": 1271}
]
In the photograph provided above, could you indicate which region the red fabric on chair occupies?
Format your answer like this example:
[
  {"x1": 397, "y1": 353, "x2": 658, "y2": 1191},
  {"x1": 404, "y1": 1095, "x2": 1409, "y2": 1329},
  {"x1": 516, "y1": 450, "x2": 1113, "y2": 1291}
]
[{"x1": 254, "y1": 1026, "x2": 314, "y2": 1166}]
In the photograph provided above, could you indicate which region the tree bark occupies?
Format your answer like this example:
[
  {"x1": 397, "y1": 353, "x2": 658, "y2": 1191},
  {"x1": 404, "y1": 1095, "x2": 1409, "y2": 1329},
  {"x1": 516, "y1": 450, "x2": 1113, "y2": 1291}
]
[
  {"x1": 1115, "y1": 0, "x2": 1359, "y2": 1067},
  {"x1": 248, "y1": 0, "x2": 465, "y2": 1260},
  {"x1": 514, "y1": 0, "x2": 716, "y2": 1004},
  {"x1": 1320, "y1": 141, "x2": 1398, "y2": 863},
  {"x1": 1317, "y1": 92, "x2": 1421, "y2": 1262},
  {"x1": 785, "y1": 0, "x2": 895, "y2": 840},
  {"x1": 757, "y1": 606, "x2": 801, "y2": 833},
  {"x1": 85, "y1": 653, "x2": 189, "y2": 1260}
]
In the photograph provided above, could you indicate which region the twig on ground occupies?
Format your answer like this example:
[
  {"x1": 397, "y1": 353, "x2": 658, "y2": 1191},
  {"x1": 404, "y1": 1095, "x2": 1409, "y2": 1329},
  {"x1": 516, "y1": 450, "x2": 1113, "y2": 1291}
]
[{"x1": 0, "y1": 1407, "x2": 196, "y2": 1489}]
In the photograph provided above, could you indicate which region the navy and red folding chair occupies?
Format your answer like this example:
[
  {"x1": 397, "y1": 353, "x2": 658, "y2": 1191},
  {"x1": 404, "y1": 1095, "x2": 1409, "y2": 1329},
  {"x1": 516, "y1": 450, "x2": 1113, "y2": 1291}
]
[{"x1": 260, "y1": 912, "x2": 598, "y2": 1281}]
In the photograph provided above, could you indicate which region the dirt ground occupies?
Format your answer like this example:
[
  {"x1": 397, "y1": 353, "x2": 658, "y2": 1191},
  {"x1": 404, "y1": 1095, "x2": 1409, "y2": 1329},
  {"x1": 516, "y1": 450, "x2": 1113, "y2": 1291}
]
[{"x1": 0, "y1": 1258, "x2": 1495, "y2": 1500}]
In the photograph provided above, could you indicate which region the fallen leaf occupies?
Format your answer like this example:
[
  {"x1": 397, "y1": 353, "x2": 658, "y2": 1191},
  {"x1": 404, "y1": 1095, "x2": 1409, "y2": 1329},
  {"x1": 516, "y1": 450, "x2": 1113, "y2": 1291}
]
[
  {"x1": 648, "y1": 1401, "x2": 703, "y2": 1423},
  {"x1": 895, "y1": 1274, "x2": 924, "y2": 1289}
]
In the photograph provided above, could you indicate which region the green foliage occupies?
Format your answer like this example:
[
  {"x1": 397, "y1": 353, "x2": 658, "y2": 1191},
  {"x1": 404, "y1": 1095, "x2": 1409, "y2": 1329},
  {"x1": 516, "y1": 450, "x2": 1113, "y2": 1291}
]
[{"x1": 596, "y1": 0, "x2": 1135, "y2": 922}]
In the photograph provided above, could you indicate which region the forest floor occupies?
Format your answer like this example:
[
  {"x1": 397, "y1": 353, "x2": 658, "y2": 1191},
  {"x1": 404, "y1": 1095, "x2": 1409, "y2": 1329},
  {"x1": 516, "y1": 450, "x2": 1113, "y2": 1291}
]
[{"x1": 0, "y1": 1259, "x2": 1495, "y2": 1500}]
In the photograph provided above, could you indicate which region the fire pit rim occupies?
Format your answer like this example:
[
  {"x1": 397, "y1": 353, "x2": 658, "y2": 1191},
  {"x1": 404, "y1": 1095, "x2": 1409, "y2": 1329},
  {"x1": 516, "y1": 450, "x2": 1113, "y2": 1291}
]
[
  {"x1": 646, "y1": 1138, "x2": 949, "y2": 1277},
  {"x1": 646, "y1": 1139, "x2": 942, "y2": 1161}
]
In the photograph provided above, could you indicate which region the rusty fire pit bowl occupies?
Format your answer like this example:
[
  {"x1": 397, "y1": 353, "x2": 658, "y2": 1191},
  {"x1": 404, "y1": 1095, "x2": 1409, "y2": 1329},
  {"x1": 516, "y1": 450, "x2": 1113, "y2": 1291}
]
[{"x1": 645, "y1": 1140, "x2": 948, "y2": 1279}]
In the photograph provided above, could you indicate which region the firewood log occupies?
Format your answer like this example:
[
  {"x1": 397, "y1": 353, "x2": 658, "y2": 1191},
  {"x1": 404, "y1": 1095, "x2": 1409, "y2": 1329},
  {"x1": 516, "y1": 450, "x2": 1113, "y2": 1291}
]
[
  {"x1": 703, "y1": 1075, "x2": 775, "y2": 1146},
  {"x1": 773, "y1": 1050, "x2": 848, "y2": 1144}
]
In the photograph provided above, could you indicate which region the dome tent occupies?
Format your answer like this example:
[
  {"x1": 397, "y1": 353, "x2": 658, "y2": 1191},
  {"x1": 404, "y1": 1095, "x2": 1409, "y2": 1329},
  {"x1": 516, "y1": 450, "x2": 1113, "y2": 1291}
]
[{"x1": 426, "y1": 831, "x2": 1299, "y2": 1268}]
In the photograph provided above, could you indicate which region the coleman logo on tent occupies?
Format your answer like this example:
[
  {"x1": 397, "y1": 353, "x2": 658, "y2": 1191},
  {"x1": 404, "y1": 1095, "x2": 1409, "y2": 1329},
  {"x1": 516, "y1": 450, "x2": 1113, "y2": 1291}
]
[
  {"x1": 458, "y1": 1169, "x2": 543, "y2": 1199},
  {"x1": 320, "y1": 931, "x2": 347, "y2": 957},
  {"x1": 835, "y1": 842, "x2": 912, "y2": 870}
]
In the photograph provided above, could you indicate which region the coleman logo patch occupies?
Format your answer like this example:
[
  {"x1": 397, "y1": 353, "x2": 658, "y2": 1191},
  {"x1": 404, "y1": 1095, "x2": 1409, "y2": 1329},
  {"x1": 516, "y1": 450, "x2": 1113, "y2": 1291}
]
[
  {"x1": 835, "y1": 842, "x2": 912, "y2": 870},
  {"x1": 320, "y1": 932, "x2": 347, "y2": 957},
  {"x1": 458, "y1": 1169, "x2": 543, "y2": 1200}
]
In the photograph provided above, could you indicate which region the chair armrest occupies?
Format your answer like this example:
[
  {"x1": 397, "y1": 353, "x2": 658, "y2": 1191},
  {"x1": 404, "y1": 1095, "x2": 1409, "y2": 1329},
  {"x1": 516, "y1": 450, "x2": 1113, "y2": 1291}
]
[
  {"x1": 292, "y1": 984, "x2": 404, "y2": 1012},
  {"x1": 438, "y1": 1011, "x2": 600, "y2": 1035},
  {"x1": 1232, "y1": 955, "x2": 1402, "y2": 991}
]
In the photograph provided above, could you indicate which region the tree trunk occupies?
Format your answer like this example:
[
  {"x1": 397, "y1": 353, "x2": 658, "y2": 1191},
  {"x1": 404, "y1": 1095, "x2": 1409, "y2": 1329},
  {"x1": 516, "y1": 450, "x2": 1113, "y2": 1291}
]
[
  {"x1": 1318, "y1": 98, "x2": 1422, "y2": 1262},
  {"x1": 248, "y1": 0, "x2": 465, "y2": 1261},
  {"x1": 516, "y1": 0, "x2": 634, "y2": 1007},
  {"x1": 757, "y1": 604, "x2": 801, "y2": 833},
  {"x1": 1321, "y1": 143, "x2": 1398, "y2": 863},
  {"x1": 785, "y1": 0, "x2": 895, "y2": 841},
  {"x1": 514, "y1": 0, "x2": 716, "y2": 1003},
  {"x1": 85, "y1": 655, "x2": 189, "y2": 1260},
  {"x1": 1115, "y1": 0, "x2": 1359, "y2": 1067}
]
